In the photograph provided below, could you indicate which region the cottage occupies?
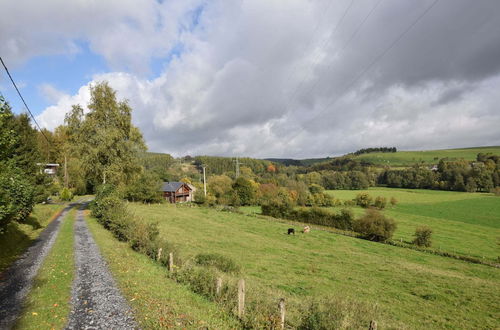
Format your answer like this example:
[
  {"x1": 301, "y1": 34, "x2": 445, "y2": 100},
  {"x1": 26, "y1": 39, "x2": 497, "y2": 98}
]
[{"x1": 161, "y1": 182, "x2": 196, "y2": 203}]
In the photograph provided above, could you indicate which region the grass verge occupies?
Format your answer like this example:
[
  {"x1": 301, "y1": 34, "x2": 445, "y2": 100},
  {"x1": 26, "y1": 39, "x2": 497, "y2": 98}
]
[
  {"x1": 0, "y1": 204, "x2": 66, "y2": 273},
  {"x1": 14, "y1": 208, "x2": 76, "y2": 329},
  {"x1": 85, "y1": 210, "x2": 240, "y2": 329}
]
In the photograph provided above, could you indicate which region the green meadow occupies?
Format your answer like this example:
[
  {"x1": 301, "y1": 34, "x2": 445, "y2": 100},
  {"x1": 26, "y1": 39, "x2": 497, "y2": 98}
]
[
  {"x1": 353, "y1": 146, "x2": 500, "y2": 166},
  {"x1": 326, "y1": 188, "x2": 500, "y2": 262},
  {"x1": 128, "y1": 196, "x2": 500, "y2": 329}
]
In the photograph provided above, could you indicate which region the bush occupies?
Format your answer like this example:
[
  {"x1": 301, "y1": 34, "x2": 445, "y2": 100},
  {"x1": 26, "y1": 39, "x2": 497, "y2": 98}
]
[
  {"x1": 390, "y1": 197, "x2": 398, "y2": 206},
  {"x1": 0, "y1": 167, "x2": 35, "y2": 231},
  {"x1": 354, "y1": 209, "x2": 397, "y2": 242},
  {"x1": 491, "y1": 186, "x2": 500, "y2": 196},
  {"x1": 262, "y1": 198, "x2": 293, "y2": 219},
  {"x1": 413, "y1": 226, "x2": 432, "y2": 247},
  {"x1": 127, "y1": 220, "x2": 160, "y2": 255},
  {"x1": 343, "y1": 199, "x2": 355, "y2": 207},
  {"x1": 59, "y1": 187, "x2": 73, "y2": 201},
  {"x1": 195, "y1": 253, "x2": 240, "y2": 273},
  {"x1": 373, "y1": 196, "x2": 387, "y2": 209},
  {"x1": 298, "y1": 296, "x2": 378, "y2": 330},
  {"x1": 354, "y1": 193, "x2": 372, "y2": 208},
  {"x1": 289, "y1": 207, "x2": 354, "y2": 230}
]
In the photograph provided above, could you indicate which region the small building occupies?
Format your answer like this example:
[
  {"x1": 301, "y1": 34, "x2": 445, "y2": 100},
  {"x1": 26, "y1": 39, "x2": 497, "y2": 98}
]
[
  {"x1": 161, "y1": 182, "x2": 195, "y2": 203},
  {"x1": 36, "y1": 163, "x2": 60, "y2": 176}
]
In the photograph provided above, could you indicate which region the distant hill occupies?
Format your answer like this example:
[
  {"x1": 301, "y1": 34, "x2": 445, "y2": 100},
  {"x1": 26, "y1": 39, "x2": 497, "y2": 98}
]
[
  {"x1": 352, "y1": 146, "x2": 500, "y2": 166},
  {"x1": 267, "y1": 146, "x2": 500, "y2": 168},
  {"x1": 265, "y1": 157, "x2": 333, "y2": 166}
]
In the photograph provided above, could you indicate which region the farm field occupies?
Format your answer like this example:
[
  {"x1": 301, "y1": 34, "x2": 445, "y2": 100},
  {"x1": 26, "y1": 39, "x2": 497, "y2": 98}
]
[
  {"x1": 128, "y1": 202, "x2": 500, "y2": 329},
  {"x1": 325, "y1": 188, "x2": 500, "y2": 262},
  {"x1": 352, "y1": 146, "x2": 500, "y2": 166}
]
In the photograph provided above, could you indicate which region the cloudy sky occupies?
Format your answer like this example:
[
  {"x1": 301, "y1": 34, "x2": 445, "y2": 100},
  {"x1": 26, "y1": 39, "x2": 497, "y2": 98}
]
[{"x1": 1, "y1": 0, "x2": 500, "y2": 158}]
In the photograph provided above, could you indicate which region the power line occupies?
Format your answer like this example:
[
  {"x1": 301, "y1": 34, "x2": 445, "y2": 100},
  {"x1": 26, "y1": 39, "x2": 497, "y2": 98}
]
[
  {"x1": 0, "y1": 56, "x2": 51, "y2": 144},
  {"x1": 286, "y1": 0, "x2": 440, "y2": 148},
  {"x1": 284, "y1": 0, "x2": 356, "y2": 107},
  {"x1": 297, "y1": 0, "x2": 384, "y2": 103}
]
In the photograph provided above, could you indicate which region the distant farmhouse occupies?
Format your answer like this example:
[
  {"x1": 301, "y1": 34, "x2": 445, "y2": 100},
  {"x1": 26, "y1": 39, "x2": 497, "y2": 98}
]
[
  {"x1": 161, "y1": 182, "x2": 196, "y2": 203},
  {"x1": 37, "y1": 163, "x2": 60, "y2": 176}
]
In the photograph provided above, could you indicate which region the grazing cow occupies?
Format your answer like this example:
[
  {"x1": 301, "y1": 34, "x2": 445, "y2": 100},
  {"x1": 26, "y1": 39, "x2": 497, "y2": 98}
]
[
  {"x1": 303, "y1": 225, "x2": 310, "y2": 233},
  {"x1": 287, "y1": 228, "x2": 295, "y2": 235}
]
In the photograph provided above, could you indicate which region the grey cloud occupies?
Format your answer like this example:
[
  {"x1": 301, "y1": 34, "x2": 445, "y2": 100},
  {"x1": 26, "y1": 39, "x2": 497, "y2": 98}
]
[{"x1": 22, "y1": 0, "x2": 500, "y2": 158}]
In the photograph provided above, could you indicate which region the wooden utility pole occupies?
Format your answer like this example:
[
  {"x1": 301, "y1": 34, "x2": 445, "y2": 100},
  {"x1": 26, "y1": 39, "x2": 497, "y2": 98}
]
[{"x1": 202, "y1": 166, "x2": 207, "y2": 197}]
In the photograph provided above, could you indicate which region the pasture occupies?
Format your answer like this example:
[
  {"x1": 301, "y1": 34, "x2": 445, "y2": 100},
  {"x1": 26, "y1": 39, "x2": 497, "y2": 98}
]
[
  {"x1": 128, "y1": 200, "x2": 499, "y2": 329},
  {"x1": 352, "y1": 146, "x2": 500, "y2": 166},
  {"x1": 326, "y1": 188, "x2": 500, "y2": 262}
]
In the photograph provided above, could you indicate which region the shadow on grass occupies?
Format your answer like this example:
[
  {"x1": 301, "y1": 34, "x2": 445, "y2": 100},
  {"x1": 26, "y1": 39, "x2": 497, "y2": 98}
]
[{"x1": 21, "y1": 216, "x2": 42, "y2": 230}]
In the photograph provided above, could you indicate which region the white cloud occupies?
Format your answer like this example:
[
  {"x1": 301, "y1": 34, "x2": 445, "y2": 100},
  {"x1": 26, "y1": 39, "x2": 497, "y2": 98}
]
[{"x1": 14, "y1": 0, "x2": 500, "y2": 157}]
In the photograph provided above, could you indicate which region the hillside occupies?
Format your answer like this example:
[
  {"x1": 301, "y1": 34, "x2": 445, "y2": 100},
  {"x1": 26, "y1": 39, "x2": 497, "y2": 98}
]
[{"x1": 269, "y1": 146, "x2": 500, "y2": 167}]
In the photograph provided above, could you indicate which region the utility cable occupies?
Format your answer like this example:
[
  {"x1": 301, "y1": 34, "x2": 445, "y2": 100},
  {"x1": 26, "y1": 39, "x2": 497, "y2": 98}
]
[{"x1": 0, "y1": 56, "x2": 51, "y2": 144}]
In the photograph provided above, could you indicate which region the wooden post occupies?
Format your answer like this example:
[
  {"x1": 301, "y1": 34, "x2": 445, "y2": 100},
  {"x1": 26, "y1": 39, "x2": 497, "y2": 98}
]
[
  {"x1": 279, "y1": 298, "x2": 285, "y2": 329},
  {"x1": 168, "y1": 252, "x2": 174, "y2": 272},
  {"x1": 157, "y1": 248, "x2": 162, "y2": 261},
  {"x1": 216, "y1": 277, "x2": 222, "y2": 296},
  {"x1": 237, "y1": 279, "x2": 245, "y2": 319},
  {"x1": 369, "y1": 320, "x2": 377, "y2": 330}
]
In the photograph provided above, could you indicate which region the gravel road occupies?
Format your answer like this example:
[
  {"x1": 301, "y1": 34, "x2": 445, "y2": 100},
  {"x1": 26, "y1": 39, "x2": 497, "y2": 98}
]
[
  {"x1": 0, "y1": 205, "x2": 72, "y2": 330},
  {"x1": 66, "y1": 208, "x2": 138, "y2": 329}
]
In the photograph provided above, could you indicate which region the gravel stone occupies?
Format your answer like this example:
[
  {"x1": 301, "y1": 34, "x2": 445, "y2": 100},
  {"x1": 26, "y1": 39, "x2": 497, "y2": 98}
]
[
  {"x1": 66, "y1": 209, "x2": 138, "y2": 329},
  {"x1": 0, "y1": 205, "x2": 72, "y2": 330}
]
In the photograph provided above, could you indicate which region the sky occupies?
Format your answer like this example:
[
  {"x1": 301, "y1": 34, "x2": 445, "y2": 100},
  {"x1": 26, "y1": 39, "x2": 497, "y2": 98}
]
[{"x1": 1, "y1": 0, "x2": 500, "y2": 159}]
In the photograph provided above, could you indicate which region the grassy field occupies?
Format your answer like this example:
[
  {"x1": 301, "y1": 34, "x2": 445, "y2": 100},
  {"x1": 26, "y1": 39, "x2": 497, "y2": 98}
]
[
  {"x1": 15, "y1": 209, "x2": 76, "y2": 329},
  {"x1": 325, "y1": 188, "x2": 500, "y2": 261},
  {"x1": 0, "y1": 203, "x2": 66, "y2": 273},
  {"x1": 85, "y1": 209, "x2": 241, "y2": 329},
  {"x1": 353, "y1": 146, "x2": 500, "y2": 166},
  {"x1": 128, "y1": 202, "x2": 500, "y2": 329}
]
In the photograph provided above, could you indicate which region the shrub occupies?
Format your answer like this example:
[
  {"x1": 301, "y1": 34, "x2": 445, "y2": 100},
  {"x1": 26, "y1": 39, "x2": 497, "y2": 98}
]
[
  {"x1": 491, "y1": 186, "x2": 500, "y2": 196},
  {"x1": 373, "y1": 196, "x2": 387, "y2": 209},
  {"x1": 413, "y1": 226, "x2": 432, "y2": 247},
  {"x1": 0, "y1": 168, "x2": 35, "y2": 230},
  {"x1": 195, "y1": 253, "x2": 240, "y2": 273},
  {"x1": 59, "y1": 187, "x2": 73, "y2": 201},
  {"x1": 289, "y1": 207, "x2": 354, "y2": 230},
  {"x1": 390, "y1": 197, "x2": 398, "y2": 206},
  {"x1": 343, "y1": 199, "x2": 355, "y2": 207},
  {"x1": 298, "y1": 296, "x2": 378, "y2": 330},
  {"x1": 308, "y1": 184, "x2": 324, "y2": 194},
  {"x1": 354, "y1": 209, "x2": 397, "y2": 242},
  {"x1": 174, "y1": 264, "x2": 220, "y2": 299},
  {"x1": 354, "y1": 193, "x2": 372, "y2": 208},
  {"x1": 262, "y1": 197, "x2": 293, "y2": 219},
  {"x1": 127, "y1": 220, "x2": 160, "y2": 256}
]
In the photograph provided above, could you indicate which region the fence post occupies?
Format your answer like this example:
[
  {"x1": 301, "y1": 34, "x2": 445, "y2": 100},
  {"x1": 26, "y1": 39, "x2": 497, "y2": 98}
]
[
  {"x1": 169, "y1": 252, "x2": 174, "y2": 272},
  {"x1": 216, "y1": 277, "x2": 223, "y2": 296},
  {"x1": 279, "y1": 298, "x2": 285, "y2": 329},
  {"x1": 238, "y1": 279, "x2": 245, "y2": 319},
  {"x1": 157, "y1": 248, "x2": 162, "y2": 262},
  {"x1": 369, "y1": 320, "x2": 377, "y2": 330}
]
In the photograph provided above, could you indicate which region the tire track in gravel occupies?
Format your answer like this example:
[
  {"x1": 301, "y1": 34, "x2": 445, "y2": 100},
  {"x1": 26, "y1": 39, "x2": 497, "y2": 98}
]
[
  {"x1": 66, "y1": 207, "x2": 138, "y2": 329},
  {"x1": 0, "y1": 204, "x2": 73, "y2": 330}
]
